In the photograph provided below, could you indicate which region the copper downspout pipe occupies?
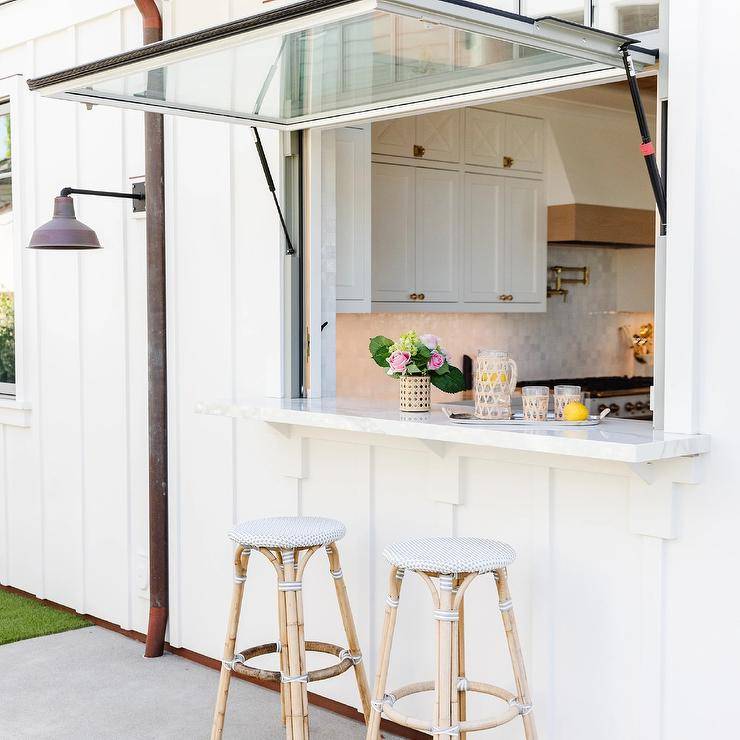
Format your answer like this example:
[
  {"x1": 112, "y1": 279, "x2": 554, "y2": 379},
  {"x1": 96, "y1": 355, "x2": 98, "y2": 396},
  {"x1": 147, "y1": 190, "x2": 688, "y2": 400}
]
[{"x1": 134, "y1": 0, "x2": 169, "y2": 659}]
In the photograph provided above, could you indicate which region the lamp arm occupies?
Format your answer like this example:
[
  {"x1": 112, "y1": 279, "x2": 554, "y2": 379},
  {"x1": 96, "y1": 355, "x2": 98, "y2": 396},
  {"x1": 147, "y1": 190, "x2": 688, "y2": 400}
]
[{"x1": 60, "y1": 186, "x2": 145, "y2": 201}]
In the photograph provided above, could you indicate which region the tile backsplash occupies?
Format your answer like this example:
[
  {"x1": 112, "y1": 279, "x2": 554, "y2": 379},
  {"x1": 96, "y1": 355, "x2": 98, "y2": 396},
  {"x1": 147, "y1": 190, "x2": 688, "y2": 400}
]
[{"x1": 335, "y1": 246, "x2": 654, "y2": 401}]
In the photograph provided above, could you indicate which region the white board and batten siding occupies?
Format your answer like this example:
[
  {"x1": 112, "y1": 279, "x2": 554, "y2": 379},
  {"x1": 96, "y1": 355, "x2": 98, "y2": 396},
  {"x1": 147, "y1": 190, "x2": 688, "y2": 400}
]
[{"x1": 0, "y1": 2, "x2": 738, "y2": 740}]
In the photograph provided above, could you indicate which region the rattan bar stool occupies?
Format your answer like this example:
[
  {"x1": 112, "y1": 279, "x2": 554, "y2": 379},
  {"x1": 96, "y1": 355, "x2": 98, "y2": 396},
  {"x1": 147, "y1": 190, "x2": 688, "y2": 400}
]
[
  {"x1": 210, "y1": 516, "x2": 371, "y2": 740},
  {"x1": 366, "y1": 537, "x2": 537, "y2": 740}
]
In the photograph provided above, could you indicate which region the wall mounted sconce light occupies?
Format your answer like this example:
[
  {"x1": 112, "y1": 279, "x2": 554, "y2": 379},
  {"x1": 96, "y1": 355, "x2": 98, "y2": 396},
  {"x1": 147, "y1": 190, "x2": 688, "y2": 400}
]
[{"x1": 28, "y1": 183, "x2": 145, "y2": 250}]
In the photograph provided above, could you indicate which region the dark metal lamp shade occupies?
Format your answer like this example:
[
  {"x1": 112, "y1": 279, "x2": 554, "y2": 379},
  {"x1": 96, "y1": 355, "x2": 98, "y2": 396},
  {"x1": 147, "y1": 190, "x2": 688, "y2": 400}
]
[{"x1": 28, "y1": 195, "x2": 101, "y2": 250}]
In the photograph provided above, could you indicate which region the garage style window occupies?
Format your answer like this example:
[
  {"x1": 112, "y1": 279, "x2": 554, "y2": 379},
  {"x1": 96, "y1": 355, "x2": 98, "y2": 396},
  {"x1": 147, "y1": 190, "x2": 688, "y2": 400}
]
[{"x1": 27, "y1": 0, "x2": 657, "y2": 131}]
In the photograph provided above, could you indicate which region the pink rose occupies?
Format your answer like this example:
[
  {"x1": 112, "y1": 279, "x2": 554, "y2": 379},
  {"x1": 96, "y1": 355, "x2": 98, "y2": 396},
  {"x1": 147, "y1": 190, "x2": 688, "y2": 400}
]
[
  {"x1": 421, "y1": 333, "x2": 440, "y2": 350},
  {"x1": 387, "y1": 350, "x2": 412, "y2": 374},
  {"x1": 428, "y1": 351, "x2": 445, "y2": 371}
]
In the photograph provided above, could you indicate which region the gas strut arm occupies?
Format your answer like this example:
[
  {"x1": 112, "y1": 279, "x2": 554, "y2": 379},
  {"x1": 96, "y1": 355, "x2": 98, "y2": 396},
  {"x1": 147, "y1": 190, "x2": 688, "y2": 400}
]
[
  {"x1": 251, "y1": 127, "x2": 296, "y2": 256},
  {"x1": 621, "y1": 45, "x2": 667, "y2": 234}
]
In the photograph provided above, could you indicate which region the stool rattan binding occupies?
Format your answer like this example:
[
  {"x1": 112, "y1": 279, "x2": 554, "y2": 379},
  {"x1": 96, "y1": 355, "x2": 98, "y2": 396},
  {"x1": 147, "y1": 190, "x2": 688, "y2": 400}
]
[
  {"x1": 210, "y1": 517, "x2": 371, "y2": 740},
  {"x1": 366, "y1": 537, "x2": 537, "y2": 740}
]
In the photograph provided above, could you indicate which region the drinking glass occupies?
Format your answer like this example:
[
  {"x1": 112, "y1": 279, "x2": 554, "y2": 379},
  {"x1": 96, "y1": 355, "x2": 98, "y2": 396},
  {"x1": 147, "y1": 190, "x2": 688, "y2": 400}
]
[
  {"x1": 554, "y1": 385, "x2": 582, "y2": 421},
  {"x1": 521, "y1": 386, "x2": 549, "y2": 422}
]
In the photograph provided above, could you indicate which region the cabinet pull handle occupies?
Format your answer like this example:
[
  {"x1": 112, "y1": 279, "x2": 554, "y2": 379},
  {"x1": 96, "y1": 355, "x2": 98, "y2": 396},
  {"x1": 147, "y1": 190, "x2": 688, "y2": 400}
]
[
  {"x1": 503, "y1": 156, "x2": 514, "y2": 168},
  {"x1": 410, "y1": 293, "x2": 418, "y2": 300},
  {"x1": 418, "y1": 293, "x2": 425, "y2": 301},
  {"x1": 413, "y1": 144, "x2": 426, "y2": 158}
]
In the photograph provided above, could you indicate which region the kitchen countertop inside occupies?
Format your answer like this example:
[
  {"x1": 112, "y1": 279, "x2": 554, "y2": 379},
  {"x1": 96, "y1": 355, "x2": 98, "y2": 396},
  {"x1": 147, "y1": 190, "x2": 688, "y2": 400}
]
[{"x1": 196, "y1": 397, "x2": 710, "y2": 464}]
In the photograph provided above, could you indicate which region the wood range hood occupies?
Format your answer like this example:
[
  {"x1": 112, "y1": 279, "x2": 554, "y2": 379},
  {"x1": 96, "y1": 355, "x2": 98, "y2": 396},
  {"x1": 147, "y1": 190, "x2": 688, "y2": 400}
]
[{"x1": 548, "y1": 203, "x2": 656, "y2": 248}]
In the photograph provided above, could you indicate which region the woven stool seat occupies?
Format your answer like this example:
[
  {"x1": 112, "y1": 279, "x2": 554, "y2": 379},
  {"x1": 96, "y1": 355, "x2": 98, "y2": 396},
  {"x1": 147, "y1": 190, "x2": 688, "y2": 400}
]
[
  {"x1": 383, "y1": 536, "x2": 516, "y2": 574},
  {"x1": 228, "y1": 516, "x2": 346, "y2": 550}
]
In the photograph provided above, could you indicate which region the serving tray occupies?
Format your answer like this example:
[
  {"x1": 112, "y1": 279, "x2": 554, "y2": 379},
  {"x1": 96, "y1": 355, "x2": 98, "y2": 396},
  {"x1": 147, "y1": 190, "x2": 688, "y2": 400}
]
[{"x1": 442, "y1": 406, "x2": 602, "y2": 428}]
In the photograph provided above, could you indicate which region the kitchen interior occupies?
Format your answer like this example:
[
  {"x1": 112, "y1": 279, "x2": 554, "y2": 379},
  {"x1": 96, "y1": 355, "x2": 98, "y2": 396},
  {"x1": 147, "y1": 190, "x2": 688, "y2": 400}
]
[{"x1": 325, "y1": 75, "x2": 658, "y2": 422}]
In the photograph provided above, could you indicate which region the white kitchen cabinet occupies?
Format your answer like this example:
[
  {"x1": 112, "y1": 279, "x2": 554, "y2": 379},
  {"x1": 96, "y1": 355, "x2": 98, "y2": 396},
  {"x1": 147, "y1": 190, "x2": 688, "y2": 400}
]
[
  {"x1": 464, "y1": 108, "x2": 506, "y2": 169},
  {"x1": 415, "y1": 109, "x2": 461, "y2": 162},
  {"x1": 464, "y1": 108, "x2": 543, "y2": 172},
  {"x1": 371, "y1": 116, "x2": 415, "y2": 159},
  {"x1": 334, "y1": 127, "x2": 371, "y2": 312},
  {"x1": 506, "y1": 177, "x2": 545, "y2": 302},
  {"x1": 463, "y1": 172, "x2": 506, "y2": 302},
  {"x1": 371, "y1": 163, "x2": 416, "y2": 301},
  {"x1": 462, "y1": 173, "x2": 545, "y2": 305},
  {"x1": 372, "y1": 109, "x2": 460, "y2": 162},
  {"x1": 504, "y1": 113, "x2": 544, "y2": 172},
  {"x1": 415, "y1": 167, "x2": 460, "y2": 302}
]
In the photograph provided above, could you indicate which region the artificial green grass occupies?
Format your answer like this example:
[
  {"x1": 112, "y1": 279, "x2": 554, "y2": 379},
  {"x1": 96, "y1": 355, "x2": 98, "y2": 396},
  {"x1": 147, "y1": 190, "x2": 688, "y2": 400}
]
[{"x1": 0, "y1": 589, "x2": 91, "y2": 646}]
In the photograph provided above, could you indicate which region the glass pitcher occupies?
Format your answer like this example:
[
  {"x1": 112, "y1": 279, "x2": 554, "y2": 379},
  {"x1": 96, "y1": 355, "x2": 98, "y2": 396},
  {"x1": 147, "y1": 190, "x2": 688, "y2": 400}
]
[{"x1": 474, "y1": 350, "x2": 518, "y2": 420}]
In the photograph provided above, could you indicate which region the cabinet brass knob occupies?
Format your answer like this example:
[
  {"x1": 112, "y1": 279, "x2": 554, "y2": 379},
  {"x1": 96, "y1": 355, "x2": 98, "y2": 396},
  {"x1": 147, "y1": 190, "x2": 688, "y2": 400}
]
[
  {"x1": 498, "y1": 294, "x2": 507, "y2": 301},
  {"x1": 418, "y1": 293, "x2": 425, "y2": 301},
  {"x1": 503, "y1": 156, "x2": 514, "y2": 168},
  {"x1": 413, "y1": 144, "x2": 426, "y2": 158},
  {"x1": 410, "y1": 293, "x2": 418, "y2": 300},
  {"x1": 507, "y1": 294, "x2": 514, "y2": 301}
]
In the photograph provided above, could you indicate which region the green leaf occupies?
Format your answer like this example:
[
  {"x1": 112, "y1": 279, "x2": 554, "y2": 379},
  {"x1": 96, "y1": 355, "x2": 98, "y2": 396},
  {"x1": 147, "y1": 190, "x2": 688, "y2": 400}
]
[
  {"x1": 435, "y1": 362, "x2": 450, "y2": 375},
  {"x1": 405, "y1": 363, "x2": 421, "y2": 375},
  {"x1": 369, "y1": 335, "x2": 394, "y2": 368},
  {"x1": 415, "y1": 344, "x2": 432, "y2": 362},
  {"x1": 430, "y1": 365, "x2": 465, "y2": 394}
]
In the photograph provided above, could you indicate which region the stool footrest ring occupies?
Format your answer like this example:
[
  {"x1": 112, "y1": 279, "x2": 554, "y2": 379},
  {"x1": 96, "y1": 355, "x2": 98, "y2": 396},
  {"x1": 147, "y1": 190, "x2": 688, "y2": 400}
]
[
  {"x1": 230, "y1": 641, "x2": 359, "y2": 683},
  {"x1": 378, "y1": 680, "x2": 521, "y2": 734}
]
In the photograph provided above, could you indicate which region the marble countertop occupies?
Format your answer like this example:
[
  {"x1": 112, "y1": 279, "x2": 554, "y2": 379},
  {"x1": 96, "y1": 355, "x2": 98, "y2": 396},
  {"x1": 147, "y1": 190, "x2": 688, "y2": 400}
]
[{"x1": 196, "y1": 397, "x2": 710, "y2": 464}]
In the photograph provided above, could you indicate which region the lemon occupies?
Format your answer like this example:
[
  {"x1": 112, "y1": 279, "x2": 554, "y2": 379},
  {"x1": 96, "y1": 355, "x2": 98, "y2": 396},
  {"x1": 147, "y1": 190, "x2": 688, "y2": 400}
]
[{"x1": 563, "y1": 401, "x2": 589, "y2": 422}]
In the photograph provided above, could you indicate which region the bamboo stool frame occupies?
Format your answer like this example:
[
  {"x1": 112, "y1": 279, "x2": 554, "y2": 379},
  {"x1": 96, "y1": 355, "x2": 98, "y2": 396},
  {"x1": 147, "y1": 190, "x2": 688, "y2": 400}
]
[
  {"x1": 366, "y1": 566, "x2": 537, "y2": 740},
  {"x1": 210, "y1": 541, "x2": 371, "y2": 740}
]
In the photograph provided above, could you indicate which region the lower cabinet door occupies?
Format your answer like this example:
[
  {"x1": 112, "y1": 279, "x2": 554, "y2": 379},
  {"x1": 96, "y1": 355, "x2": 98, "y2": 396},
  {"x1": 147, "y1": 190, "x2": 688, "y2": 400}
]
[
  {"x1": 415, "y1": 167, "x2": 460, "y2": 302},
  {"x1": 371, "y1": 163, "x2": 416, "y2": 302},
  {"x1": 506, "y1": 177, "x2": 545, "y2": 303},
  {"x1": 463, "y1": 172, "x2": 507, "y2": 303}
]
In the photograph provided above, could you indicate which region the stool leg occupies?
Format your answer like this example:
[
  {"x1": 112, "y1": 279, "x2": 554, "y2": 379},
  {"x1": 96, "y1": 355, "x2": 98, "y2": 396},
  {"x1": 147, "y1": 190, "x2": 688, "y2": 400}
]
[
  {"x1": 366, "y1": 566, "x2": 404, "y2": 740},
  {"x1": 210, "y1": 546, "x2": 250, "y2": 740},
  {"x1": 435, "y1": 574, "x2": 455, "y2": 740},
  {"x1": 326, "y1": 543, "x2": 372, "y2": 724},
  {"x1": 495, "y1": 568, "x2": 537, "y2": 740},
  {"x1": 455, "y1": 576, "x2": 468, "y2": 740},
  {"x1": 281, "y1": 549, "x2": 308, "y2": 740},
  {"x1": 277, "y1": 572, "x2": 289, "y2": 728}
]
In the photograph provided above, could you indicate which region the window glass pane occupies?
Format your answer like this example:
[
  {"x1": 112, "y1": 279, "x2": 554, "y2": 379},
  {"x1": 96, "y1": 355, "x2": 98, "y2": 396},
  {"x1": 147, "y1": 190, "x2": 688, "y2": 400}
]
[
  {"x1": 0, "y1": 109, "x2": 10, "y2": 175},
  {"x1": 74, "y1": 9, "x2": 607, "y2": 127},
  {"x1": 0, "y1": 106, "x2": 14, "y2": 391},
  {"x1": 521, "y1": 0, "x2": 585, "y2": 25},
  {"x1": 594, "y1": 1, "x2": 659, "y2": 35}
]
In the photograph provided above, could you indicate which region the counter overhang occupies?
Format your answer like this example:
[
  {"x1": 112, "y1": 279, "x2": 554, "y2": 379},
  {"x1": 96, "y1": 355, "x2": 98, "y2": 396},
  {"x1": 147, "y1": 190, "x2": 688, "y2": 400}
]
[{"x1": 196, "y1": 397, "x2": 709, "y2": 464}]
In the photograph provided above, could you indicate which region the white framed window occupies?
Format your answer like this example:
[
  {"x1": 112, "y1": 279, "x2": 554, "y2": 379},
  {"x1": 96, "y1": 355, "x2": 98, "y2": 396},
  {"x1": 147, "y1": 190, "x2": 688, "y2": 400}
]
[
  {"x1": 0, "y1": 99, "x2": 15, "y2": 397},
  {"x1": 519, "y1": 1, "x2": 659, "y2": 36}
]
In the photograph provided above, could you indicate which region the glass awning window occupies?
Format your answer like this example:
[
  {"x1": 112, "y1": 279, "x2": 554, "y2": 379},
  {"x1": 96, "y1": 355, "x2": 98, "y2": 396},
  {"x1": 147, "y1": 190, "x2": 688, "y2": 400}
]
[{"x1": 27, "y1": 0, "x2": 656, "y2": 130}]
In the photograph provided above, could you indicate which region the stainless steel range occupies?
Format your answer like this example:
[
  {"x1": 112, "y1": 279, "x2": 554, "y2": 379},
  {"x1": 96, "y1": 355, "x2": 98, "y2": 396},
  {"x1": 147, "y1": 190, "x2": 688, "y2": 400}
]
[{"x1": 518, "y1": 376, "x2": 653, "y2": 420}]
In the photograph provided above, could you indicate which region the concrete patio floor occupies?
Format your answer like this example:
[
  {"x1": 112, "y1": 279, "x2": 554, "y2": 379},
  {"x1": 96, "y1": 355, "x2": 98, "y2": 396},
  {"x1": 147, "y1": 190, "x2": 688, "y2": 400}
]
[{"x1": 0, "y1": 626, "x2": 401, "y2": 739}]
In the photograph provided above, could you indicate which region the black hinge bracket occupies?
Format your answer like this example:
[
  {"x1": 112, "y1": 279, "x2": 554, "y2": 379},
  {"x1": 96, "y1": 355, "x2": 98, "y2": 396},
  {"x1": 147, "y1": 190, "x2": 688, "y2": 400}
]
[
  {"x1": 620, "y1": 46, "x2": 667, "y2": 235},
  {"x1": 251, "y1": 127, "x2": 296, "y2": 256}
]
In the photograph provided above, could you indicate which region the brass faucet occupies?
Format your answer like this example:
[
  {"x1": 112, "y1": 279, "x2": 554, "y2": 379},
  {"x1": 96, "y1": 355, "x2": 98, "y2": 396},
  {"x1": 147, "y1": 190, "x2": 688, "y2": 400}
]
[{"x1": 547, "y1": 265, "x2": 590, "y2": 302}]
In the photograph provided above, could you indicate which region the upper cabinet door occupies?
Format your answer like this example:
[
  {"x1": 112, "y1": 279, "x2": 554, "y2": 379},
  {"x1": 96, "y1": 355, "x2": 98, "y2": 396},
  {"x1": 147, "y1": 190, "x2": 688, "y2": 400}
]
[
  {"x1": 334, "y1": 127, "x2": 370, "y2": 306},
  {"x1": 371, "y1": 163, "x2": 416, "y2": 302},
  {"x1": 415, "y1": 109, "x2": 461, "y2": 163},
  {"x1": 372, "y1": 116, "x2": 416, "y2": 158},
  {"x1": 464, "y1": 108, "x2": 506, "y2": 168},
  {"x1": 415, "y1": 167, "x2": 460, "y2": 302},
  {"x1": 506, "y1": 178, "x2": 545, "y2": 303},
  {"x1": 463, "y1": 172, "x2": 507, "y2": 303},
  {"x1": 504, "y1": 114, "x2": 544, "y2": 173}
]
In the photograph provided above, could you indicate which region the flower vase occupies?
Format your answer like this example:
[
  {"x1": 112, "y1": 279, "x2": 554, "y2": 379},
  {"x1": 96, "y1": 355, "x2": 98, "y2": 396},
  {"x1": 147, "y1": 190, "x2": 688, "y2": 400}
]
[{"x1": 399, "y1": 374, "x2": 431, "y2": 412}]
